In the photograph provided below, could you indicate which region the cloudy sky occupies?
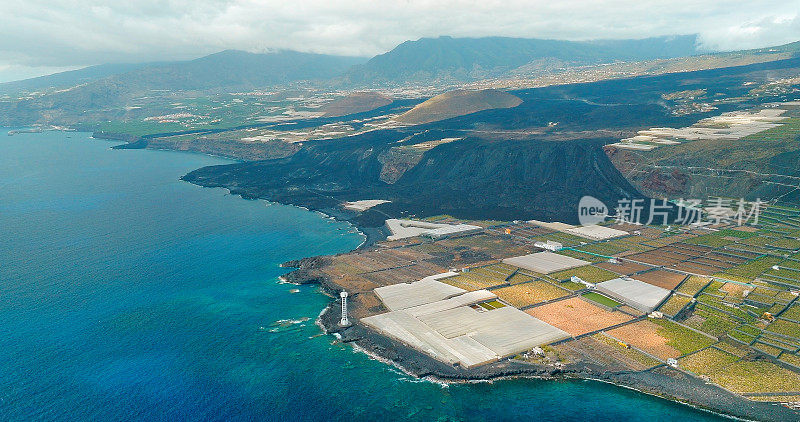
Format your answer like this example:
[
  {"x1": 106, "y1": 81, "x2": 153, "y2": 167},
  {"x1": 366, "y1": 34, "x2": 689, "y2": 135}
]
[{"x1": 1, "y1": 0, "x2": 799, "y2": 82}]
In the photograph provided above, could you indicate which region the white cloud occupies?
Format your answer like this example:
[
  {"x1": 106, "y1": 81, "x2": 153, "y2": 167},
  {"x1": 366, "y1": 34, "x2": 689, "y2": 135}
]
[{"x1": 0, "y1": 0, "x2": 799, "y2": 82}]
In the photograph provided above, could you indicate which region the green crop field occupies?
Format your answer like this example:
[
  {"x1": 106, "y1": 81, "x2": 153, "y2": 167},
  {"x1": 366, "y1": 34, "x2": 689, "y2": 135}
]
[
  {"x1": 766, "y1": 319, "x2": 800, "y2": 339},
  {"x1": 710, "y1": 360, "x2": 800, "y2": 394},
  {"x1": 678, "y1": 347, "x2": 739, "y2": 376},
  {"x1": 581, "y1": 292, "x2": 621, "y2": 308},
  {"x1": 658, "y1": 294, "x2": 691, "y2": 316},
  {"x1": 683, "y1": 234, "x2": 734, "y2": 247},
  {"x1": 752, "y1": 342, "x2": 783, "y2": 357},
  {"x1": 652, "y1": 318, "x2": 716, "y2": 355},
  {"x1": 677, "y1": 276, "x2": 711, "y2": 296},
  {"x1": 548, "y1": 265, "x2": 619, "y2": 283},
  {"x1": 780, "y1": 304, "x2": 800, "y2": 321},
  {"x1": 769, "y1": 237, "x2": 800, "y2": 250},
  {"x1": 722, "y1": 256, "x2": 784, "y2": 280}
]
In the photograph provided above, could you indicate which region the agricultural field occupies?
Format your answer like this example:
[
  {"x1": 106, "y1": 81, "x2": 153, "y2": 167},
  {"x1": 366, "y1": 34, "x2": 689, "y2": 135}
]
[
  {"x1": 527, "y1": 297, "x2": 633, "y2": 336},
  {"x1": 678, "y1": 347, "x2": 740, "y2": 377},
  {"x1": 634, "y1": 269, "x2": 687, "y2": 290},
  {"x1": 325, "y1": 202, "x2": 800, "y2": 404},
  {"x1": 710, "y1": 360, "x2": 800, "y2": 394},
  {"x1": 590, "y1": 333, "x2": 662, "y2": 369},
  {"x1": 658, "y1": 294, "x2": 691, "y2": 317},
  {"x1": 581, "y1": 292, "x2": 622, "y2": 308},
  {"x1": 720, "y1": 256, "x2": 784, "y2": 280},
  {"x1": 548, "y1": 265, "x2": 619, "y2": 283},
  {"x1": 491, "y1": 281, "x2": 571, "y2": 307},
  {"x1": 765, "y1": 319, "x2": 800, "y2": 338},
  {"x1": 606, "y1": 318, "x2": 714, "y2": 360},
  {"x1": 676, "y1": 276, "x2": 711, "y2": 296},
  {"x1": 683, "y1": 233, "x2": 735, "y2": 248}
]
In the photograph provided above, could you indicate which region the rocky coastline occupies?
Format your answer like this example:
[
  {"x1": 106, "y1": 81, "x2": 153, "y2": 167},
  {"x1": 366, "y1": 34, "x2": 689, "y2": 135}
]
[{"x1": 282, "y1": 258, "x2": 800, "y2": 422}]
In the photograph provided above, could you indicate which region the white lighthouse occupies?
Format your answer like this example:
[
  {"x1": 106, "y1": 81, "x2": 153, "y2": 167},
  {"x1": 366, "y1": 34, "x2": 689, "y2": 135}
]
[{"x1": 339, "y1": 291, "x2": 350, "y2": 327}]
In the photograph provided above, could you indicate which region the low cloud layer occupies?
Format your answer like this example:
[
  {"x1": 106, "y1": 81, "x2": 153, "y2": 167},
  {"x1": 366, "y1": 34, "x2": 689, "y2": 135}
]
[{"x1": 1, "y1": 0, "x2": 799, "y2": 82}]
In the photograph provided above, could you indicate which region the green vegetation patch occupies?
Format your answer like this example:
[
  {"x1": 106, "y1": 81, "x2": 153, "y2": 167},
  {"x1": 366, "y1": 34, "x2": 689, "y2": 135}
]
[
  {"x1": 752, "y1": 342, "x2": 783, "y2": 358},
  {"x1": 555, "y1": 249, "x2": 607, "y2": 263},
  {"x1": 479, "y1": 300, "x2": 506, "y2": 310},
  {"x1": 715, "y1": 228, "x2": 759, "y2": 239},
  {"x1": 548, "y1": 265, "x2": 619, "y2": 283},
  {"x1": 652, "y1": 318, "x2": 716, "y2": 355},
  {"x1": 780, "y1": 304, "x2": 800, "y2": 321},
  {"x1": 559, "y1": 281, "x2": 586, "y2": 292},
  {"x1": 765, "y1": 319, "x2": 800, "y2": 339},
  {"x1": 724, "y1": 256, "x2": 784, "y2": 280},
  {"x1": 691, "y1": 307, "x2": 740, "y2": 337},
  {"x1": 658, "y1": 295, "x2": 691, "y2": 316},
  {"x1": 713, "y1": 341, "x2": 750, "y2": 357},
  {"x1": 678, "y1": 347, "x2": 739, "y2": 376},
  {"x1": 710, "y1": 360, "x2": 800, "y2": 394},
  {"x1": 769, "y1": 237, "x2": 800, "y2": 250},
  {"x1": 573, "y1": 242, "x2": 629, "y2": 257},
  {"x1": 581, "y1": 292, "x2": 621, "y2": 308},
  {"x1": 728, "y1": 330, "x2": 756, "y2": 345},
  {"x1": 677, "y1": 276, "x2": 711, "y2": 296},
  {"x1": 780, "y1": 352, "x2": 800, "y2": 368},
  {"x1": 683, "y1": 234, "x2": 734, "y2": 247}
]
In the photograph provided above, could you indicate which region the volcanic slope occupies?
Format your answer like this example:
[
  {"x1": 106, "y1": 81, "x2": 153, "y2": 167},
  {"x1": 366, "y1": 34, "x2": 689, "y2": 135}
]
[{"x1": 394, "y1": 89, "x2": 522, "y2": 125}]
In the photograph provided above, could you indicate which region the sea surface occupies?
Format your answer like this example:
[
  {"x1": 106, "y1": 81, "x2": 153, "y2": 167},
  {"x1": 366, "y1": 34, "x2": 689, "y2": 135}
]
[{"x1": 0, "y1": 130, "x2": 726, "y2": 421}]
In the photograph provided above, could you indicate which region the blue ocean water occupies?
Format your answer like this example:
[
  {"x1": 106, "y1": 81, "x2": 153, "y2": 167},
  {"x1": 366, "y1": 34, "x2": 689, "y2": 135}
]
[{"x1": 0, "y1": 130, "x2": 725, "y2": 421}]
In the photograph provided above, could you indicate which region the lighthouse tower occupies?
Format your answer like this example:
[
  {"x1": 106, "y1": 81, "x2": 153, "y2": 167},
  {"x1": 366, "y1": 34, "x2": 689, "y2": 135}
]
[{"x1": 339, "y1": 291, "x2": 350, "y2": 327}]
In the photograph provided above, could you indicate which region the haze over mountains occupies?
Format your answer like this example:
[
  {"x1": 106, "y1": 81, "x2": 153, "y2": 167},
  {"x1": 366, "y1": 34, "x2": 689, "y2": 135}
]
[
  {"x1": 343, "y1": 35, "x2": 704, "y2": 84},
  {"x1": 1, "y1": 34, "x2": 705, "y2": 96},
  {"x1": 6, "y1": 33, "x2": 794, "y2": 128}
]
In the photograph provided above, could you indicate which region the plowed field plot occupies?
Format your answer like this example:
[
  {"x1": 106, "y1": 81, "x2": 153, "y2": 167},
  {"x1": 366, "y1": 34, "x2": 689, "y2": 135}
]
[
  {"x1": 594, "y1": 260, "x2": 654, "y2": 275},
  {"x1": 626, "y1": 252, "x2": 680, "y2": 266},
  {"x1": 634, "y1": 270, "x2": 687, "y2": 290},
  {"x1": 492, "y1": 281, "x2": 570, "y2": 307},
  {"x1": 657, "y1": 246, "x2": 699, "y2": 257},
  {"x1": 526, "y1": 297, "x2": 633, "y2": 336}
]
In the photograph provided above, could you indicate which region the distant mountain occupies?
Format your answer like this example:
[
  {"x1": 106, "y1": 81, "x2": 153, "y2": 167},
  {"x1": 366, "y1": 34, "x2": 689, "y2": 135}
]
[
  {"x1": 0, "y1": 62, "x2": 158, "y2": 95},
  {"x1": 343, "y1": 35, "x2": 705, "y2": 85},
  {"x1": 0, "y1": 50, "x2": 367, "y2": 125},
  {"x1": 111, "y1": 50, "x2": 365, "y2": 92}
]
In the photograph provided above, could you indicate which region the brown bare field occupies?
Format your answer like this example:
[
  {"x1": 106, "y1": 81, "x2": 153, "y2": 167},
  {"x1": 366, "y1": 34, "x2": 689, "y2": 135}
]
[
  {"x1": 634, "y1": 270, "x2": 687, "y2": 290},
  {"x1": 594, "y1": 260, "x2": 653, "y2": 275},
  {"x1": 625, "y1": 251, "x2": 681, "y2": 266},
  {"x1": 526, "y1": 297, "x2": 633, "y2": 336},
  {"x1": 492, "y1": 281, "x2": 570, "y2": 307},
  {"x1": 606, "y1": 320, "x2": 680, "y2": 360},
  {"x1": 351, "y1": 291, "x2": 387, "y2": 318}
]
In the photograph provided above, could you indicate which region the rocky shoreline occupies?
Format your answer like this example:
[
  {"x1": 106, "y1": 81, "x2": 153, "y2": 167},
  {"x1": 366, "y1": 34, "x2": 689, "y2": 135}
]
[{"x1": 283, "y1": 258, "x2": 800, "y2": 422}]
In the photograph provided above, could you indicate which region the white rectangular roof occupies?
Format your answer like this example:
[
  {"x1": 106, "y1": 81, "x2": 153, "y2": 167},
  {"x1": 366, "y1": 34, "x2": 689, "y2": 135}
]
[
  {"x1": 373, "y1": 276, "x2": 466, "y2": 311},
  {"x1": 502, "y1": 251, "x2": 590, "y2": 274},
  {"x1": 565, "y1": 225, "x2": 629, "y2": 240},
  {"x1": 363, "y1": 289, "x2": 569, "y2": 368},
  {"x1": 424, "y1": 224, "x2": 482, "y2": 238},
  {"x1": 595, "y1": 277, "x2": 671, "y2": 313}
]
